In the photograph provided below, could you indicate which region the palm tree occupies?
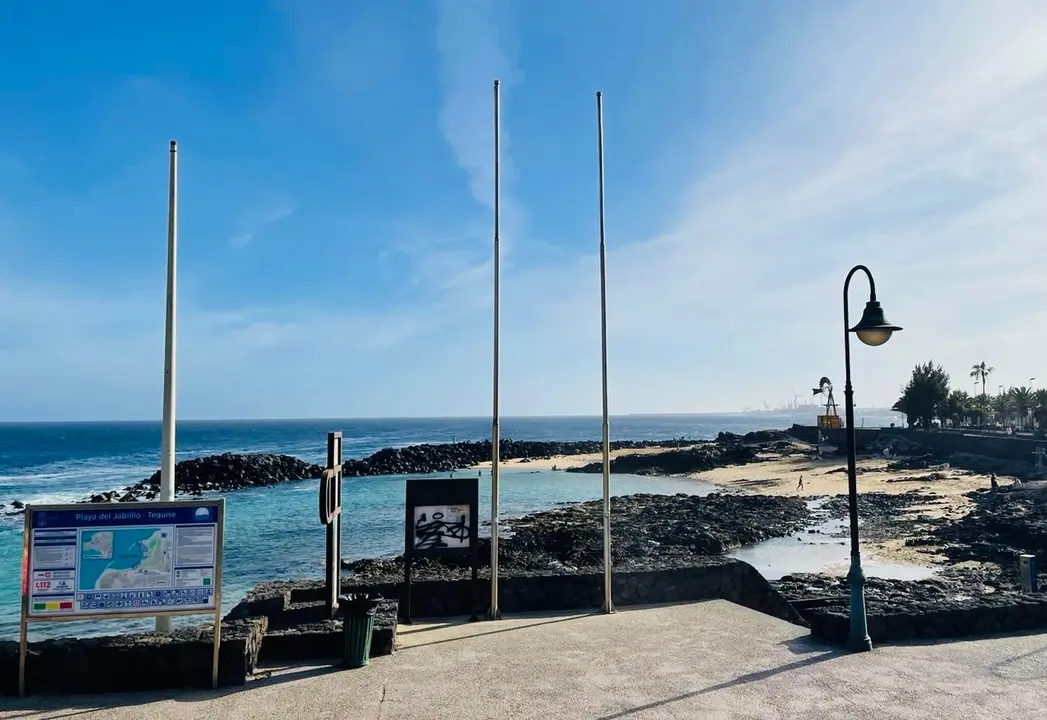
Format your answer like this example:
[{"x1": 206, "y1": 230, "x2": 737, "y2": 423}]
[
  {"x1": 992, "y1": 392, "x2": 1015, "y2": 428},
  {"x1": 1033, "y1": 388, "x2": 1047, "y2": 429},
  {"x1": 970, "y1": 361, "x2": 994, "y2": 400},
  {"x1": 973, "y1": 393, "x2": 991, "y2": 427},
  {"x1": 1011, "y1": 386, "x2": 1034, "y2": 430}
]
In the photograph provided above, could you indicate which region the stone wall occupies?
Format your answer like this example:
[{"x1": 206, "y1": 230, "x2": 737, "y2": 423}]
[
  {"x1": 880, "y1": 428, "x2": 1045, "y2": 463},
  {"x1": 800, "y1": 593, "x2": 1047, "y2": 645},
  {"x1": 331, "y1": 558, "x2": 804, "y2": 626},
  {"x1": 1, "y1": 618, "x2": 266, "y2": 697},
  {"x1": 223, "y1": 591, "x2": 399, "y2": 665},
  {"x1": 789, "y1": 424, "x2": 881, "y2": 448},
  {"x1": 791, "y1": 424, "x2": 1046, "y2": 464},
  {"x1": 3, "y1": 593, "x2": 401, "y2": 697}
]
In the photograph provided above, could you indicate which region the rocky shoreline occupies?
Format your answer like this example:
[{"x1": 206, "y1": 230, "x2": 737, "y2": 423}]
[
  {"x1": 344, "y1": 492, "x2": 812, "y2": 581},
  {"x1": 336, "y1": 430, "x2": 1047, "y2": 644},
  {"x1": 7, "y1": 423, "x2": 1047, "y2": 648}
]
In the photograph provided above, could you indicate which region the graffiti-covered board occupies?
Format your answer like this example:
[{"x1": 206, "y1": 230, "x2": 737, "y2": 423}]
[{"x1": 404, "y1": 478, "x2": 478, "y2": 559}]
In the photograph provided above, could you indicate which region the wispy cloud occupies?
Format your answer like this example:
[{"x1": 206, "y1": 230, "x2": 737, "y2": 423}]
[
  {"x1": 432, "y1": 0, "x2": 525, "y2": 289},
  {"x1": 478, "y1": 1, "x2": 1047, "y2": 413},
  {"x1": 435, "y1": 0, "x2": 515, "y2": 211},
  {"x1": 0, "y1": 268, "x2": 444, "y2": 420},
  {"x1": 227, "y1": 201, "x2": 297, "y2": 249}
]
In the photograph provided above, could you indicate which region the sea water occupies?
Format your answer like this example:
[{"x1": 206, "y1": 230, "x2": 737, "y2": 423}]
[{"x1": 0, "y1": 411, "x2": 904, "y2": 639}]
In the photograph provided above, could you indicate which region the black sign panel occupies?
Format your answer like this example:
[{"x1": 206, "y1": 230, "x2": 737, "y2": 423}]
[
  {"x1": 404, "y1": 477, "x2": 479, "y2": 559},
  {"x1": 402, "y1": 477, "x2": 481, "y2": 623}
]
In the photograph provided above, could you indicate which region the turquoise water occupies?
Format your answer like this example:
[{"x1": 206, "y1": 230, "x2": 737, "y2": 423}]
[{"x1": 0, "y1": 412, "x2": 903, "y2": 639}]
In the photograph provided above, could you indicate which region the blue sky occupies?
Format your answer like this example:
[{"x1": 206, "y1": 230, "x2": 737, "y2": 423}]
[{"x1": 1, "y1": 0, "x2": 1046, "y2": 421}]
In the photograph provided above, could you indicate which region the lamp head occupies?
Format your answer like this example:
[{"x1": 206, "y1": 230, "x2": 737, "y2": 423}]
[{"x1": 850, "y1": 300, "x2": 902, "y2": 347}]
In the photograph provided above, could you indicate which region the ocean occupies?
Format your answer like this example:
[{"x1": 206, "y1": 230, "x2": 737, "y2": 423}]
[{"x1": 0, "y1": 410, "x2": 902, "y2": 640}]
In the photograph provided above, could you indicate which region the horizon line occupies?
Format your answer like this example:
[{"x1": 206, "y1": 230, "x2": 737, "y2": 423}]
[{"x1": 0, "y1": 408, "x2": 900, "y2": 426}]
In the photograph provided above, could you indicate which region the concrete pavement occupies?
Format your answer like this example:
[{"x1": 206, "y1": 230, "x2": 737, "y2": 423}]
[{"x1": 4, "y1": 600, "x2": 1047, "y2": 719}]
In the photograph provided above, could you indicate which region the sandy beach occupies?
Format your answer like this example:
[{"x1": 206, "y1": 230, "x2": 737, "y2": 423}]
[
  {"x1": 690, "y1": 452, "x2": 1006, "y2": 506},
  {"x1": 471, "y1": 444, "x2": 695, "y2": 471},
  {"x1": 477, "y1": 441, "x2": 1015, "y2": 572},
  {"x1": 692, "y1": 451, "x2": 1013, "y2": 569}
]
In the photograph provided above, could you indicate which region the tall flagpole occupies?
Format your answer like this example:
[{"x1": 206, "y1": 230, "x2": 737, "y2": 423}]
[
  {"x1": 488, "y1": 80, "x2": 502, "y2": 620},
  {"x1": 157, "y1": 140, "x2": 179, "y2": 633},
  {"x1": 597, "y1": 92, "x2": 615, "y2": 614}
]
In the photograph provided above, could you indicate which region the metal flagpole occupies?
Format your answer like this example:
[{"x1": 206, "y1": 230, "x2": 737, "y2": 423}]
[
  {"x1": 488, "y1": 80, "x2": 502, "y2": 620},
  {"x1": 157, "y1": 140, "x2": 178, "y2": 633},
  {"x1": 596, "y1": 92, "x2": 615, "y2": 613}
]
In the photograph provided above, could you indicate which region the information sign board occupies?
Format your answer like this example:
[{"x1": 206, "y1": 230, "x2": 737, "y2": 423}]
[
  {"x1": 26, "y1": 501, "x2": 222, "y2": 618},
  {"x1": 19, "y1": 499, "x2": 225, "y2": 696}
]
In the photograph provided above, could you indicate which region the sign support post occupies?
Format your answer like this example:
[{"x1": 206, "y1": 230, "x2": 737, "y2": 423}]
[{"x1": 318, "y1": 432, "x2": 343, "y2": 617}]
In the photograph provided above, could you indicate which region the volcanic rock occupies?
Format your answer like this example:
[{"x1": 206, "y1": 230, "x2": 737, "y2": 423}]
[
  {"x1": 344, "y1": 492, "x2": 811, "y2": 580},
  {"x1": 340, "y1": 439, "x2": 674, "y2": 478}
]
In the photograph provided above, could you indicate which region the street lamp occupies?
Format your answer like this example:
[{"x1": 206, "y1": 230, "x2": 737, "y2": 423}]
[{"x1": 843, "y1": 264, "x2": 902, "y2": 652}]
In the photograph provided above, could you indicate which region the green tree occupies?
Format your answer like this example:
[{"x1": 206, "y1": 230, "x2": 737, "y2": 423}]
[
  {"x1": 944, "y1": 389, "x2": 974, "y2": 427},
  {"x1": 893, "y1": 361, "x2": 951, "y2": 428}
]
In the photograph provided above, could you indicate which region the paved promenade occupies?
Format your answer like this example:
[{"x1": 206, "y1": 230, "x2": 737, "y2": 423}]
[{"x1": 4, "y1": 600, "x2": 1047, "y2": 719}]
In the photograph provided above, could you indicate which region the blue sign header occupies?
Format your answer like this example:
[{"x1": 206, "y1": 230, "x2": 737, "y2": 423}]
[{"x1": 31, "y1": 503, "x2": 221, "y2": 530}]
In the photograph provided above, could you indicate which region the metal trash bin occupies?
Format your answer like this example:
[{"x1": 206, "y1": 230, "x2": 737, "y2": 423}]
[
  {"x1": 1020, "y1": 554, "x2": 1039, "y2": 593},
  {"x1": 338, "y1": 593, "x2": 381, "y2": 668}
]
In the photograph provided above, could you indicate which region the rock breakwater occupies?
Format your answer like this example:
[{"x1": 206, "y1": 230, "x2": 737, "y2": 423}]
[
  {"x1": 80, "y1": 453, "x2": 323, "y2": 505},
  {"x1": 340, "y1": 438, "x2": 675, "y2": 477},
  {"x1": 566, "y1": 431, "x2": 796, "y2": 476},
  {"x1": 5, "y1": 439, "x2": 681, "y2": 511}
]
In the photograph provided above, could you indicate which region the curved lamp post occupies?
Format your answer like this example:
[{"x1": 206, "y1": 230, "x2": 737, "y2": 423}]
[{"x1": 843, "y1": 264, "x2": 902, "y2": 652}]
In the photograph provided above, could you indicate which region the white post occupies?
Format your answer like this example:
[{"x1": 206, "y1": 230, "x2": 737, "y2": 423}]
[
  {"x1": 156, "y1": 140, "x2": 178, "y2": 633},
  {"x1": 596, "y1": 92, "x2": 614, "y2": 614},
  {"x1": 487, "y1": 80, "x2": 502, "y2": 620}
]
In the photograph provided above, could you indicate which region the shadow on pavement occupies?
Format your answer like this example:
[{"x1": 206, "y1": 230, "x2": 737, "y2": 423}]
[
  {"x1": 594, "y1": 645, "x2": 846, "y2": 719},
  {"x1": 1, "y1": 664, "x2": 347, "y2": 718},
  {"x1": 397, "y1": 612, "x2": 591, "y2": 650}
]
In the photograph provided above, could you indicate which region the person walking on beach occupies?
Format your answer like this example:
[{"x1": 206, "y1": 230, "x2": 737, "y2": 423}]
[
  {"x1": 796, "y1": 475, "x2": 804, "y2": 492},
  {"x1": 990, "y1": 473, "x2": 999, "y2": 490}
]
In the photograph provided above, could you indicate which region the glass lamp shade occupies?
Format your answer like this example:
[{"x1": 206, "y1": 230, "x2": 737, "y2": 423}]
[
  {"x1": 855, "y1": 327, "x2": 893, "y2": 347},
  {"x1": 851, "y1": 300, "x2": 901, "y2": 347}
]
